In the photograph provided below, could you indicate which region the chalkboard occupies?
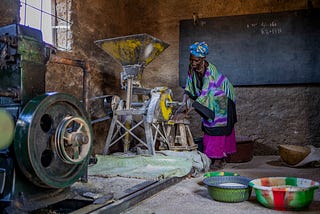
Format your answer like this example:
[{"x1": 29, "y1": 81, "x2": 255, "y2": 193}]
[{"x1": 179, "y1": 9, "x2": 320, "y2": 87}]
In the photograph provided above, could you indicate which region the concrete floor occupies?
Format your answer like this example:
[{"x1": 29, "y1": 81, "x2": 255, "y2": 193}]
[
  {"x1": 9, "y1": 155, "x2": 319, "y2": 214},
  {"x1": 119, "y1": 156, "x2": 320, "y2": 214}
]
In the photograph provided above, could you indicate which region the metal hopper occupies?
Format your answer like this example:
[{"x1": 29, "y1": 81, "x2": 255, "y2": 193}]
[{"x1": 95, "y1": 34, "x2": 169, "y2": 77}]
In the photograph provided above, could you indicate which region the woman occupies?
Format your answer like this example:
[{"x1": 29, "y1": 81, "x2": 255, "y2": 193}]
[{"x1": 176, "y1": 41, "x2": 237, "y2": 170}]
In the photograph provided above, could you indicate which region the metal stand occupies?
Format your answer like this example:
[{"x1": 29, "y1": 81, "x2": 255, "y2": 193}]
[
  {"x1": 103, "y1": 108, "x2": 154, "y2": 155},
  {"x1": 95, "y1": 34, "x2": 171, "y2": 155}
]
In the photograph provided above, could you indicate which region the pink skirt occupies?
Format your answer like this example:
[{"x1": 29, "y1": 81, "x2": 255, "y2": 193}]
[{"x1": 203, "y1": 129, "x2": 236, "y2": 158}]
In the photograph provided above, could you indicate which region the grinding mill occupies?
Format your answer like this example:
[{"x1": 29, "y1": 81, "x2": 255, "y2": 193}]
[
  {"x1": 95, "y1": 34, "x2": 182, "y2": 155},
  {"x1": 0, "y1": 24, "x2": 93, "y2": 211}
]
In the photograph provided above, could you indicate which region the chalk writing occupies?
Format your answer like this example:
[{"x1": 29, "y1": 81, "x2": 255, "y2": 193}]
[
  {"x1": 261, "y1": 21, "x2": 278, "y2": 27},
  {"x1": 261, "y1": 27, "x2": 282, "y2": 35},
  {"x1": 246, "y1": 20, "x2": 282, "y2": 35}
]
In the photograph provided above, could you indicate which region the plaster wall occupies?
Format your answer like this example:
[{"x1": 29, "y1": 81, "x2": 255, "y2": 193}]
[{"x1": 0, "y1": 0, "x2": 19, "y2": 25}]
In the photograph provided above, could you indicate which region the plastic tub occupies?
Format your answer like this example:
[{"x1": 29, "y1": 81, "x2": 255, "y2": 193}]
[
  {"x1": 203, "y1": 176, "x2": 252, "y2": 203},
  {"x1": 249, "y1": 177, "x2": 319, "y2": 210}
]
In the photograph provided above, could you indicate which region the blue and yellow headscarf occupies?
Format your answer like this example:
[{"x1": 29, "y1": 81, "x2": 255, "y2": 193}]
[{"x1": 189, "y1": 41, "x2": 209, "y2": 58}]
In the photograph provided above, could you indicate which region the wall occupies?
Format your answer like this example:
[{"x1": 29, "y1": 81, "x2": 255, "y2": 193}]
[
  {"x1": 0, "y1": 0, "x2": 19, "y2": 24},
  {"x1": 1, "y1": 0, "x2": 320, "y2": 155},
  {"x1": 69, "y1": 0, "x2": 320, "y2": 155}
]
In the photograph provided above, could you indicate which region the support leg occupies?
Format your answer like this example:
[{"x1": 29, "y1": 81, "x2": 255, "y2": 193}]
[
  {"x1": 144, "y1": 120, "x2": 155, "y2": 155},
  {"x1": 103, "y1": 115, "x2": 118, "y2": 155}
]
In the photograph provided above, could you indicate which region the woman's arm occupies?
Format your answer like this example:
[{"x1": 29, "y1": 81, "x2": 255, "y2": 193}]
[{"x1": 173, "y1": 94, "x2": 193, "y2": 120}]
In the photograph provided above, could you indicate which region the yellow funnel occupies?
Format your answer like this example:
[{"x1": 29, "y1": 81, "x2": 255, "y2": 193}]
[{"x1": 95, "y1": 34, "x2": 169, "y2": 67}]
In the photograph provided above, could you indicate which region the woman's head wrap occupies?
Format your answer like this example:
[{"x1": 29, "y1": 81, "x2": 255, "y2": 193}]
[{"x1": 189, "y1": 41, "x2": 209, "y2": 58}]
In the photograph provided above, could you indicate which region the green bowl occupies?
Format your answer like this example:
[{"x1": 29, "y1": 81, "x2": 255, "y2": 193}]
[
  {"x1": 204, "y1": 171, "x2": 239, "y2": 178},
  {"x1": 203, "y1": 176, "x2": 252, "y2": 203},
  {"x1": 249, "y1": 177, "x2": 320, "y2": 210}
]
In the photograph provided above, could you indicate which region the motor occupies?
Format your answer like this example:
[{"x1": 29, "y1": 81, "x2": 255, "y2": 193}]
[{"x1": 0, "y1": 24, "x2": 93, "y2": 212}]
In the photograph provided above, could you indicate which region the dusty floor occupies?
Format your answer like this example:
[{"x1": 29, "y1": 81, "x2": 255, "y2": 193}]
[
  {"x1": 118, "y1": 155, "x2": 320, "y2": 214},
  {"x1": 28, "y1": 155, "x2": 320, "y2": 214}
]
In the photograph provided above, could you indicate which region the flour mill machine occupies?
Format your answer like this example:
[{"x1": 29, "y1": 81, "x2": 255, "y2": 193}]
[
  {"x1": 95, "y1": 34, "x2": 185, "y2": 155},
  {"x1": 0, "y1": 24, "x2": 93, "y2": 211}
]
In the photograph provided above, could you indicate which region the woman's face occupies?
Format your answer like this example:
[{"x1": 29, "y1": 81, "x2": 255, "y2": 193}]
[{"x1": 189, "y1": 54, "x2": 204, "y2": 72}]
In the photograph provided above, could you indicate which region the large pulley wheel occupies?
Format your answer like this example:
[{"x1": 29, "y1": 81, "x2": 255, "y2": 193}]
[
  {"x1": 55, "y1": 116, "x2": 91, "y2": 164},
  {"x1": 14, "y1": 92, "x2": 93, "y2": 188}
]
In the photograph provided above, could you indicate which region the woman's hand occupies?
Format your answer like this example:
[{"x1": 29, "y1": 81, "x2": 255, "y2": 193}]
[{"x1": 172, "y1": 95, "x2": 193, "y2": 121}]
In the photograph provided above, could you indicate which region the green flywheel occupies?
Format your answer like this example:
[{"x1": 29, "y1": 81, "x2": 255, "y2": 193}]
[{"x1": 14, "y1": 92, "x2": 93, "y2": 188}]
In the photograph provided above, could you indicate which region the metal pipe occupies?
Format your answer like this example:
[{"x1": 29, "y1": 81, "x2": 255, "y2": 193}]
[
  {"x1": 49, "y1": 55, "x2": 90, "y2": 116},
  {"x1": 83, "y1": 62, "x2": 91, "y2": 113},
  {"x1": 126, "y1": 77, "x2": 133, "y2": 110},
  {"x1": 90, "y1": 116, "x2": 110, "y2": 125}
]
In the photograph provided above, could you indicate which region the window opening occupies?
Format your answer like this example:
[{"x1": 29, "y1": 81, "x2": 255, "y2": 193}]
[{"x1": 20, "y1": 0, "x2": 73, "y2": 51}]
